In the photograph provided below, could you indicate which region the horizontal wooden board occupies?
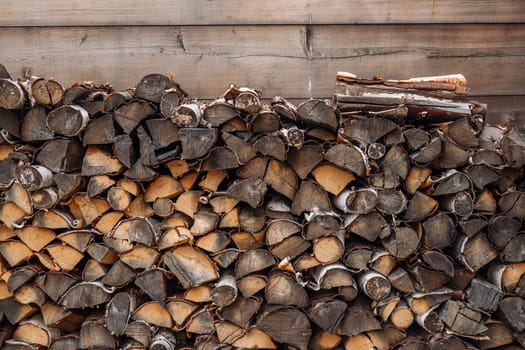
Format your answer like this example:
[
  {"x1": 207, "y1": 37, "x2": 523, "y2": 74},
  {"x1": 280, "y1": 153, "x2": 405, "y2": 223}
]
[
  {"x1": 1, "y1": 25, "x2": 524, "y2": 98},
  {"x1": 479, "y1": 96, "x2": 525, "y2": 126},
  {"x1": 1, "y1": 0, "x2": 525, "y2": 26}
]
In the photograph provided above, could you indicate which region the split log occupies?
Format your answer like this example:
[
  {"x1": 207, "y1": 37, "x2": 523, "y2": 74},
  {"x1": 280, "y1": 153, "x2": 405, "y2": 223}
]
[
  {"x1": 46, "y1": 105, "x2": 89, "y2": 137},
  {"x1": 256, "y1": 306, "x2": 311, "y2": 350},
  {"x1": 224, "y1": 85, "x2": 261, "y2": 115},
  {"x1": 163, "y1": 245, "x2": 219, "y2": 288},
  {"x1": 265, "y1": 270, "x2": 308, "y2": 307},
  {"x1": 79, "y1": 315, "x2": 117, "y2": 349},
  {"x1": 203, "y1": 101, "x2": 239, "y2": 127},
  {"x1": 113, "y1": 100, "x2": 156, "y2": 133},
  {"x1": 132, "y1": 301, "x2": 172, "y2": 328},
  {"x1": 21, "y1": 106, "x2": 54, "y2": 142},
  {"x1": 297, "y1": 99, "x2": 338, "y2": 131}
]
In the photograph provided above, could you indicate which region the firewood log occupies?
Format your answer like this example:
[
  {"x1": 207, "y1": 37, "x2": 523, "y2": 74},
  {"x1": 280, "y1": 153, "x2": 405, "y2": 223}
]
[
  {"x1": 46, "y1": 105, "x2": 89, "y2": 137},
  {"x1": 79, "y1": 314, "x2": 117, "y2": 349},
  {"x1": 20, "y1": 106, "x2": 53, "y2": 142},
  {"x1": 0, "y1": 79, "x2": 25, "y2": 110},
  {"x1": 256, "y1": 306, "x2": 311, "y2": 350}
]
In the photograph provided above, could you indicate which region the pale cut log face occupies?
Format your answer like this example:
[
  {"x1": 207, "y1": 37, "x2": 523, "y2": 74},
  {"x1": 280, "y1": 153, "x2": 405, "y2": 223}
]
[{"x1": 0, "y1": 68, "x2": 522, "y2": 350}]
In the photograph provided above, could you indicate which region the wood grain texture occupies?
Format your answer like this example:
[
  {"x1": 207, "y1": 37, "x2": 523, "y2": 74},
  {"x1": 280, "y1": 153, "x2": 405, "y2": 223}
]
[
  {"x1": 1, "y1": 25, "x2": 524, "y2": 99},
  {"x1": 480, "y1": 96, "x2": 525, "y2": 126},
  {"x1": 2, "y1": 0, "x2": 525, "y2": 25}
]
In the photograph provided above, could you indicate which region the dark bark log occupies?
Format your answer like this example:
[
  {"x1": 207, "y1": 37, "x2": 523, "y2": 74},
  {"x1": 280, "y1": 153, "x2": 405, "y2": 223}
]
[
  {"x1": 34, "y1": 272, "x2": 77, "y2": 303},
  {"x1": 49, "y1": 335, "x2": 80, "y2": 350},
  {"x1": 410, "y1": 136, "x2": 442, "y2": 165},
  {"x1": 325, "y1": 143, "x2": 366, "y2": 177},
  {"x1": 125, "y1": 320, "x2": 154, "y2": 346},
  {"x1": 291, "y1": 180, "x2": 331, "y2": 216},
  {"x1": 158, "y1": 88, "x2": 181, "y2": 120},
  {"x1": 382, "y1": 226, "x2": 420, "y2": 260},
  {"x1": 432, "y1": 138, "x2": 470, "y2": 169},
  {"x1": 235, "y1": 249, "x2": 275, "y2": 279},
  {"x1": 465, "y1": 165, "x2": 500, "y2": 190},
  {"x1": 343, "y1": 117, "x2": 397, "y2": 144},
  {"x1": 256, "y1": 306, "x2": 311, "y2": 350},
  {"x1": 265, "y1": 271, "x2": 308, "y2": 307},
  {"x1": 54, "y1": 173, "x2": 84, "y2": 201},
  {"x1": 254, "y1": 134, "x2": 286, "y2": 161},
  {"x1": 113, "y1": 100, "x2": 156, "y2": 133},
  {"x1": 501, "y1": 126, "x2": 525, "y2": 167},
  {"x1": 37, "y1": 138, "x2": 84, "y2": 173},
  {"x1": 501, "y1": 235, "x2": 525, "y2": 263},
  {"x1": 447, "y1": 117, "x2": 481, "y2": 149},
  {"x1": 59, "y1": 282, "x2": 112, "y2": 309},
  {"x1": 440, "y1": 300, "x2": 487, "y2": 336},
  {"x1": 377, "y1": 189, "x2": 407, "y2": 215},
  {"x1": 251, "y1": 109, "x2": 280, "y2": 132},
  {"x1": 269, "y1": 235, "x2": 310, "y2": 260},
  {"x1": 178, "y1": 127, "x2": 217, "y2": 160},
  {"x1": 347, "y1": 211, "x2": 390, "y2": 242},
  {"x1": 456, "y1": 232, "x2": 498, "y2": 272},
  {"x1": 136, "y1": 73, "x2": 179, "y2": 103},
  {"x1": 104, "y1": 90, "x2": 133, "y2": 112},
  {"x1": 303, "y1": 213, "x2": 340, "y2": 240},
  {"x1": 0, "y1": 79, "x2": 25, "y2": 110},
  {"x1": 46, "y1": 105, "x2": 89, "y2": 137},
  {"x1": 83, "y1": 114, "x2": 116, "y2": 146},
  {"x1": 287, "y1": 144, "x2": 323, "y2": 180},
  {"x1": 203, "y1": 101, "x2": 239, "y2": 127},
  {"x1": 404, "y1": 128, "x2": 430, "y2": 152},
  {"x1": 404, "y1": 191, "x2": 438, "y2": 221},
  {"x1": 487, "y1": 215, "x2": 521, "y2": 249},
  {"x1": 145, "y1": 118, "x2": 179, "y2": 150},
  {"x1": 106, "y1": 292, "x2": 135, "y2": 336},
  {"x1": 101, "y1": 259, "x2": 135, "y2": 288},
  {"x1": 202, "y1": 147, "x2": 239, "y2": 170},
  {"x1": 475, "y1": 321, "x2": 513, "y2": 350},
  {"x1": 382, "y1": 144, "x2": 410, "y2": 179},
  {"x1": 498, "y1": 296, "x2": 525, "y2": 332},
  {"x1": 21, "y1": 106, "x2": 53, "y2": 142},
  {"x1": 226, "y1": 177, "x2": 267, "y2": 208},
  {"x1": 343, "y1": 244, "x2": 374, "y2": 272},
  {"x1": 466, "y1": 278, "x2": 502, "y2": 312},
  {"x1": 297, "y1": 99, "x2": 338, "y2": 131},
  {"x1": 337, "y1": 305, "x2": 381, "y2": 336},
  {"x1": 79, "y1": 315, "x2": 117, "y2": 349}
]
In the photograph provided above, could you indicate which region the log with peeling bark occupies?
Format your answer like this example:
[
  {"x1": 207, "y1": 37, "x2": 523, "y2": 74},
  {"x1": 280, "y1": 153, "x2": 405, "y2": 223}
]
[{"x1": 0, "y1": 66, "x2": 523, "y2": 349}]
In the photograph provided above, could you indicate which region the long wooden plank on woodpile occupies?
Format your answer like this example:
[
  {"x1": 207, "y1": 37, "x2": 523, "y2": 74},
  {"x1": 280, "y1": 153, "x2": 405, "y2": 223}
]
[
  {"x1": 1, "y1": 0, "x2": 525, "y2": 25},
  {"x1": 1, "y1": 25, "x2": 524, "y2": 98},
  {"x1": 1, "y1": 64, "x2": 525, "y2": 349}
]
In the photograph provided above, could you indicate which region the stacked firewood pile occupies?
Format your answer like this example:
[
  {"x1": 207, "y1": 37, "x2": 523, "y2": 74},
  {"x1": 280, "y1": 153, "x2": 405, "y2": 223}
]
[{"x1": 0, "y1": 63, "x2": 524, "y2": 350}]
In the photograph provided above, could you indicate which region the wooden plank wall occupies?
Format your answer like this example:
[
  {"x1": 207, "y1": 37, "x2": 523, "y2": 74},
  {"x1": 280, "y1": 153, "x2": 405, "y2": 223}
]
[{"x1": 1, "y1": 1, "x2": 524, "y2": 123}]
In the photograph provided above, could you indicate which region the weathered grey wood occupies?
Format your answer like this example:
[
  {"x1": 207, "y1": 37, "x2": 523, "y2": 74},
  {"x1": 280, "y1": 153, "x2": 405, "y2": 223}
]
[
  {"x1": 440, "y1": 300, "x2": 487, "y2": 336},
  {"x1": 1, "y1": 25, "x2": 524, "y2": 98},
  {"x1": 466, "y1": 278, "x2": 502, "y2": 312},
  {"x1": 106, "y1": 292, "x2": 134, "y2": 336},
  {"x1": 2, "y1": 1, "x2": 524, "y2": 25},
  {"x1": 256, "y1": 307, "x2": 311, "y2": 350}
]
